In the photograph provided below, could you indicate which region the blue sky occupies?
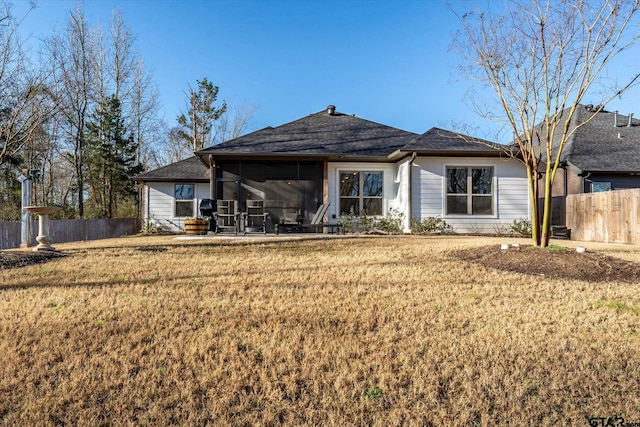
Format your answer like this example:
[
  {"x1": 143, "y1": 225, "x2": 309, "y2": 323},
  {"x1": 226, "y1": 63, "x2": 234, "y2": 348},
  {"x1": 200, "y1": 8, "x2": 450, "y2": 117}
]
[{"x1": 13, "y1": 0, "x2": 640, "y2": 144}]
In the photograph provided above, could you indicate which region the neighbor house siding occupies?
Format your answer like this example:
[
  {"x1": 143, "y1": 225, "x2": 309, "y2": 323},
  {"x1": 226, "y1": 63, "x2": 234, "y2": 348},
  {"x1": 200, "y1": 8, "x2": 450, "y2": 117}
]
[
  {"x1": 327, "y1": 162, "x2": 396, "y2": 222},
  {"x1": 583, "y1": 173, "x2": 640, "y2": 193},
  {"x1": 144, "y1": 182, "x2": 210, "y2": 232},
  {"x1": 412, "y1": 156, "x2": 529, "y2": 233}
]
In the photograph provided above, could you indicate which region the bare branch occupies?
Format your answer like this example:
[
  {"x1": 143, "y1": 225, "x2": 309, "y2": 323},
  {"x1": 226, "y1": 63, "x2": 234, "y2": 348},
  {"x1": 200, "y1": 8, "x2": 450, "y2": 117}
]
[{"x1": 451, "y1": 0, "x2": 640, "y2": 246}]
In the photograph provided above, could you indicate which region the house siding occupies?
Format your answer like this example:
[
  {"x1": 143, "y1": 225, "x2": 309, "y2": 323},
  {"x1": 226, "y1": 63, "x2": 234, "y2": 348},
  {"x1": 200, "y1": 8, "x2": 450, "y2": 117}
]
[
  {"x1": 144, "y1": 182, "x2": 210, "y2": 232},
  {"x1": 412, "y1": 156, "x2": 529, "y2": 233}
]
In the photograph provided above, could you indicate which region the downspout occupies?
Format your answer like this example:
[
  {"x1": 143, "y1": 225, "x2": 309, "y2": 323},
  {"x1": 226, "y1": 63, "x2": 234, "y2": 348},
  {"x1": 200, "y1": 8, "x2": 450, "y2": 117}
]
[
  {"x1": 581, "y1": 172, "x2": 592, "y2": 193},
  {"x1": 145, "y1": 182, "x2": 150, "y2": 231},
  {"x1": 406, "y1": 152, "x2": 417, "y2": 233}
]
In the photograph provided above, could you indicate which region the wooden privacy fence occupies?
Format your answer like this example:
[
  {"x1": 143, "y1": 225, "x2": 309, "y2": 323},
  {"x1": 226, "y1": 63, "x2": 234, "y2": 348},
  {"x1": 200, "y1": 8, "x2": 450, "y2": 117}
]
[
  {"x1": 566, "y1": 188, "x2": 640, "y2": 244},
  {"x1": 0, "y1": 217, "x2": 141, "y2": 250}
]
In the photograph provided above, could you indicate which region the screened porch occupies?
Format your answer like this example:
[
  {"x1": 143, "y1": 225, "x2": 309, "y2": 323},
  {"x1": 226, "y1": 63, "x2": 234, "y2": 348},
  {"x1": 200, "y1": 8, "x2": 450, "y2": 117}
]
[{"x1": 211, "y1": 160, "x2": 325, "y2": 233}]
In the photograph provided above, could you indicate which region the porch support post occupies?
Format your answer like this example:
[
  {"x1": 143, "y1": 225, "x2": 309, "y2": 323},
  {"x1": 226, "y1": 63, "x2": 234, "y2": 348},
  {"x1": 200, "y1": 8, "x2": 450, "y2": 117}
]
[
  {"x1": 209, "y1": 155, "x2": 216, "y2": 200},
  {"x1": 405, "y1": 152, "x2": 417, "y2": 233},
  {"x1": 323, "y1": 160, "x2": 329, "y2": 206}
]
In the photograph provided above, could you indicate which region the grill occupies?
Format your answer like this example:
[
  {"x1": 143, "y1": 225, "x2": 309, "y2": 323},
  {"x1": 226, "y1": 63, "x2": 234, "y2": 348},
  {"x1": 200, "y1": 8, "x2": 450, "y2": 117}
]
[{"x1": 199, "y1": 199, "x2": 216, "y2": 231}]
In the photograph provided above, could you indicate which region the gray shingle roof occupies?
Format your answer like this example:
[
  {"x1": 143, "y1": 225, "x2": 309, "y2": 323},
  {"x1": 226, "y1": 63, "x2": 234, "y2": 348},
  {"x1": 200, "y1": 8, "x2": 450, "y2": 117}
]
[
  {"x1": 197, "y1": 109, "x2": 418, "y2": 158},
  {"x1": 559, "y1": 105, "x2": 640, "y2": 173},
  {"x1": 402, "y1": 127, "x2": 504, "y2": 154},
  {"x1": 135, "y1": 107, "x2": 508, "y2": 181},
  {"x1": 132, "y1": 156, "x2": 209, "y2": 182}
]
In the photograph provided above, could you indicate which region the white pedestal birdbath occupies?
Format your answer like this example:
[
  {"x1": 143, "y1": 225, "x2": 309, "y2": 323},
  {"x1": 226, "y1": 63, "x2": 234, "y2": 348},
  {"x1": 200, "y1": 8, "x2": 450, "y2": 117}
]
[{"x1": 25, "y1": 206, "x2": 61, "y2": 251}]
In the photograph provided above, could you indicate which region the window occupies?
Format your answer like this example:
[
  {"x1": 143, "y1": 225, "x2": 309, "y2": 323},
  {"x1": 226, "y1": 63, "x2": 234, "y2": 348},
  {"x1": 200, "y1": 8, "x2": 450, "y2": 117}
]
[
  {"x1": 592, "y1": 182, "x2": 611, "y2": 193},
  {"x1": 175, "y1": 184, "x2": 195, "y2": 217},
  {"x1": 446, "y1": 167, "x2": 494, "y2": 215},
  {"x1": 339, "y1": 171, "x2": 383, "y2": 215}
]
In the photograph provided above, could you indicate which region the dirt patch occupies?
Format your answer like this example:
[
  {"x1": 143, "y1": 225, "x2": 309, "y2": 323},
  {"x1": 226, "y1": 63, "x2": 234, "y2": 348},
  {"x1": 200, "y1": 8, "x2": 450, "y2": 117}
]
[
  {"x1": 0, "y1": 251, "x2": 66, "y2": 270},
  {"x1": 455, "y1": 244, "x2": 640, "y2": 283}
]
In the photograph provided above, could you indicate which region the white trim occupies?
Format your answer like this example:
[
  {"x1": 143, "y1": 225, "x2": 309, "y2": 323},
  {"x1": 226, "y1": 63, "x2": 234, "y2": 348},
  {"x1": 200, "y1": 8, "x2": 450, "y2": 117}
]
[
  {"x1": 174, "y1": 183, "x2": 196, "y2": 218},
  {"x1": 328, "y1": 162, "x2": 395, "y2": 221},
  {"x1": 337, "y1": 169, "x2": 384, "y2": 216}
]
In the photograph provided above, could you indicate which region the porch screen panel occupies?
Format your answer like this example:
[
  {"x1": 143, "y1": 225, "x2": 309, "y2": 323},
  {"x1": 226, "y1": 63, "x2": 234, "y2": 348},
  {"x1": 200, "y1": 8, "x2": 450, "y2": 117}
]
[
  {"x1": 298, "y1": 162, "x2": 323, "y2": 223},
  {"x1": 216, "y1": 161, "x2": 240, "y2": 201},
  {"x1": 218, "y1": 160, "x2": 323, "y2": 226}
]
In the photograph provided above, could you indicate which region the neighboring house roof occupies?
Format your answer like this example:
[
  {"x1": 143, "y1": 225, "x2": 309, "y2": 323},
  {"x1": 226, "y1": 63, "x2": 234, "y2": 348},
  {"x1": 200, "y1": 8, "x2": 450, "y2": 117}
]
[
  {"x1": 545, "y1": 104, "x2": 640, "y2": 173},
  {"x1": 197, "y1": 107, "x2": 419, "y2": 159},
  {"x1": 132, "y1": 156, "x2": 209, "y2": 182},
  {"x1": 401, "y1": 127, "x2": 505, "y2": 156}
]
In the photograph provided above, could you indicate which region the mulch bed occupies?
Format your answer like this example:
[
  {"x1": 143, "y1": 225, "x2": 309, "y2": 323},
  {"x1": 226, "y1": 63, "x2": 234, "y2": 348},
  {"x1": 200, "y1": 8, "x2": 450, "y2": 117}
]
[
  {"x1": 0, "y1": 251, "x2": 67, "y2": 270},
  {"x1": 454, "y1": 244, "x2": 640, "y2": 283}
]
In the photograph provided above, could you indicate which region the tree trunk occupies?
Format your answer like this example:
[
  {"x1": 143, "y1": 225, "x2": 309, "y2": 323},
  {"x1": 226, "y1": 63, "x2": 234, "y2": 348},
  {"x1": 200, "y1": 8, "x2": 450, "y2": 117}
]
[
  {"x1": 540, "y1": 161, "x2": 557, "y2": 248},
  {"x1": 75, "y1": 127, "x2": 85, "y2": 219},
  {"x1": 526, "y1": 166, "x2": 541, "y2": 246}
]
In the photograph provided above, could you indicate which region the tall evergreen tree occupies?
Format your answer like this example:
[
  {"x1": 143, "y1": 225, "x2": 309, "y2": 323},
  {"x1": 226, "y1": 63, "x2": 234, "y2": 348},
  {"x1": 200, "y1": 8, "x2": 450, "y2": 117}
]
[{"x1": 86, "y1": 95, "x2": 142, "y2": 218}]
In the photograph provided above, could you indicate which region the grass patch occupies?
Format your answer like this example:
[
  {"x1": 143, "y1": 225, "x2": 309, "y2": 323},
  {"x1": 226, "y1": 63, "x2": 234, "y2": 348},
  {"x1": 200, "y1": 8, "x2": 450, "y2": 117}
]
[
  {"x1": 531, "y1": 244, "x2": 567, "y2": 251},
  {"x1": 592, "y1": 300, "x2": 640, "y2": 315},
  {"x1": 364, "y1": 384, "x2": 385, "y2": 400},
  {"x1": 0, "y1": 235, "x2": 639, "y2": 425}
]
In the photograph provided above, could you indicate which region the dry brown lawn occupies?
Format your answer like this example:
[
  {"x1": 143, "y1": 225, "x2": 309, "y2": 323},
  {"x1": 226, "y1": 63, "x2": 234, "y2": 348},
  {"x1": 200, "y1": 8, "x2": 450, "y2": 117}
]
[{"x1": 1, "y1": 235, "x2": 640, "y2": 426}]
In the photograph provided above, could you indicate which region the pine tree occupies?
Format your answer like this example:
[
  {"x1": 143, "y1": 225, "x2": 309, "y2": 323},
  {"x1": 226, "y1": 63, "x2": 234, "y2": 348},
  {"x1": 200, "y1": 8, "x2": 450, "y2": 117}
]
[
  {"x1": 86, "y1": 95, "x2": 142, "y2": 217},
  {"x1": 176, "y1": 77, "x2": 227, "y2": 152}
]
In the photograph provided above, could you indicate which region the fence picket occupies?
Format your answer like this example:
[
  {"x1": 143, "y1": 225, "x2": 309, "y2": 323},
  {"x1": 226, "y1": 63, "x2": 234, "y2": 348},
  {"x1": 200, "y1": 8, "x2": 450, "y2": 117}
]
[
  {"x1": 566, "y1": 189, "x2": 640, "y2": 244},
  {"x1": 0, "y1": 218, "x2": 140, "y2": 250}
]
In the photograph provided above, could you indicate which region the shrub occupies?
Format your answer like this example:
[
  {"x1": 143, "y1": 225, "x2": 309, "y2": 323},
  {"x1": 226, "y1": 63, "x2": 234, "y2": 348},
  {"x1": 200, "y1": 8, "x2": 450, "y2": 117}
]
[
  {"x1": 374, "y1": 208, "x2": 405, "y2": 234},
  {"x1": 339, "y1": 207, "x2": 370, "y2": 233},
  {"x1": 492, "y1": 222, "x2": 509, "y2": 236},
  {"x1": 410, "y1": 216, "x2": 452, "y2": 234},
  {"x1": 510, "y1": 217, "x2": 532, "y2": 236},
  {"x1": 339, "y1": 208, "x2": 405, "y2": 234}
]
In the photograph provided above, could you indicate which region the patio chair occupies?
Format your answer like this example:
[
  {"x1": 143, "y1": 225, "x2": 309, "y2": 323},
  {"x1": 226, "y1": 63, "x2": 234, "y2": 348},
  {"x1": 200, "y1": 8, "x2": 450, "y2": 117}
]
[
  {"x1": 275, "y1": 202, "x2": 341, "y2": 235},
  {"x1": 214, "y1": 200, "x2": 239, "y2": 235},
  {"x1": 242, "y1": 200, "x2": 269, "y2": 235},
  {"x1": 551, "y1": 225, "x2": 571, "y2": 239}
]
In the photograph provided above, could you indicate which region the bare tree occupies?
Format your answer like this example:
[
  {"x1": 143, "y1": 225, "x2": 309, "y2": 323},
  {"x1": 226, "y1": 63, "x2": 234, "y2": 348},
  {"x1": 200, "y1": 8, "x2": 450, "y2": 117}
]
[
  {"x1": 0, "y1": 2, "x2": 56, "y2": 167},
  {"x1": 452, "y1": 0, "x2": 640, "y2": 247},
  {"x1": 130, "y1": 58, "x2": 160, "y2": 165},
  {"x1": 47, "y1": 4, "x2": 97, "y2": 218},
  {"x1": 212, "y1": 99, "x2": 257, "y2": 144},
  {"x1": 108, "y1": 10, "x2": 135, "y2": 102},
  {"x1": 155, "y1": 100, "x2": 256, "y2": 165},
  {"x1": 158, "y1": 125, "x2": 194, "y2": 164}
]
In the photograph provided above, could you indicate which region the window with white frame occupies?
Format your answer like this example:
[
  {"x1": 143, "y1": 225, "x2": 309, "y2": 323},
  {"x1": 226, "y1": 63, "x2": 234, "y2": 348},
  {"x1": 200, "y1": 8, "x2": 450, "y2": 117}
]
[
  {"x1": 339, "y1": 171, "x2": 383, "y2": 215},
  {"x1": 446, "y1": 166, "x2": 494, "y2": 215},
  {"x1": 175, "y1": 184, "x2": 195, "y2": 217}
]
